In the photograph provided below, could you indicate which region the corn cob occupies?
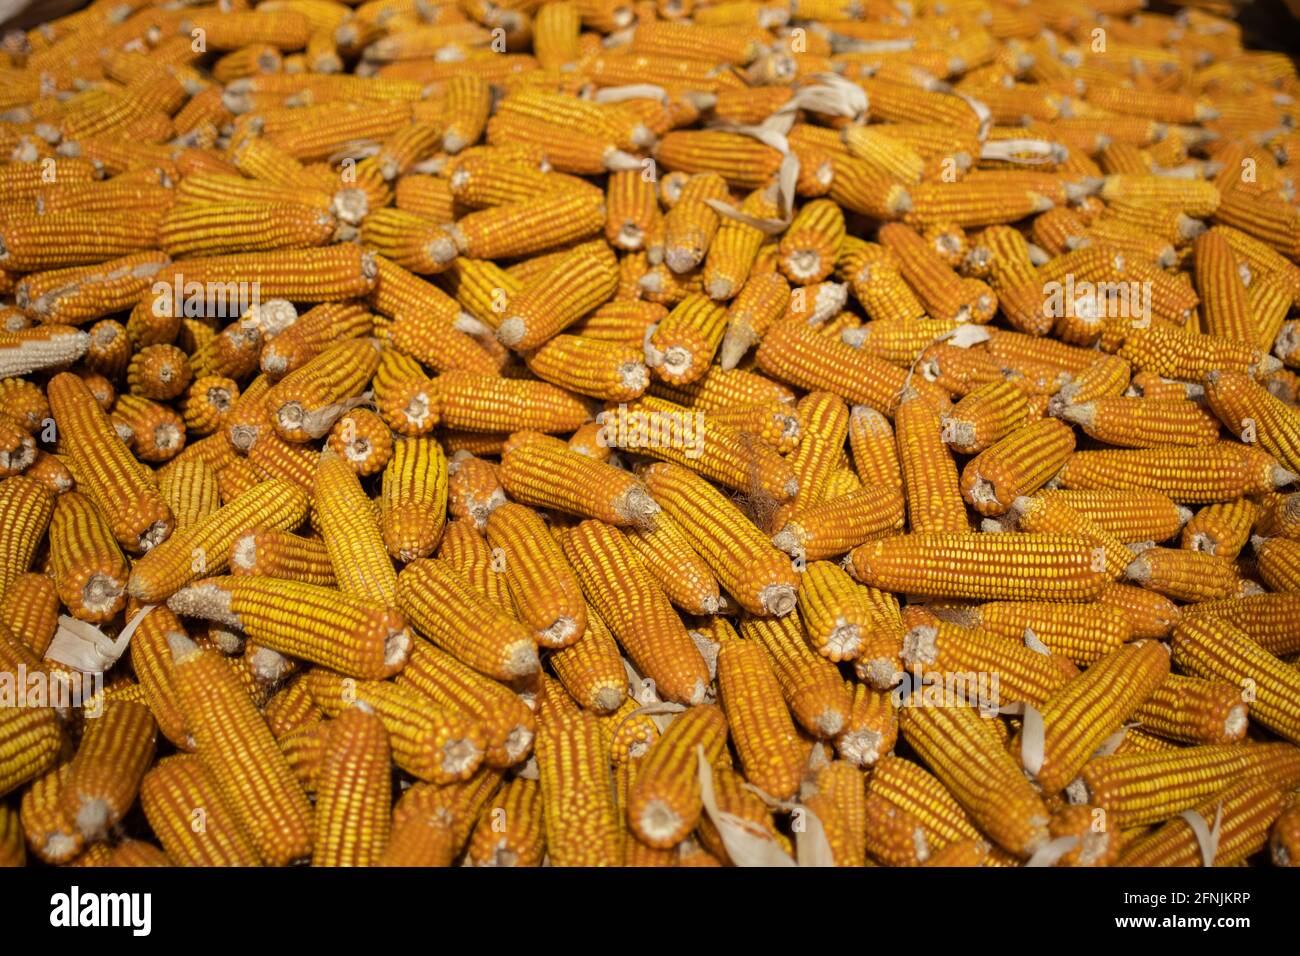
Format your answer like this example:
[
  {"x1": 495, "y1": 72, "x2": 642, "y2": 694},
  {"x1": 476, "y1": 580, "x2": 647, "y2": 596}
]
[
  {"x1": 535, "y1": 693, "x2": 622, "y2": 866},
  {"x1": 48, "y1": 490, "x2": 129, "y2": 623},
  {"x1": 560, "y1": 518, "x2": 709, "y2": 705},
  {"x1": 1119, "y1": 779, "x2": 1287, "y2": 867},
  {"x1": 1058, "y1": 442, "x2": 1294, "y2": 503},
  {"x1": 130, "y1": 478, "x2": 308, "y2": 603},
  {"x1": 168, "y1": 633, "x2": 313, "y2": 865},
  {"x1": 485, "y1": 503, "x2": 586, "y2": 649},
  {"x1": 852, "y1": 532, "x2": 1106, "y2": 602},
  {"x1": 500, "y1": 432, "x2": 658, "y2": 526},
  {"x1": 59, "y1": 699, "x2": 157, "y2": 842},
  {"x1": 170, "y1": 576, "x2": 411, "y2": 680},
  {"x1": 900, "y1": 702, "x2": 1050, "y2": 858},
  {"x1": 1124, "y1": 547, "x2": 1240, "y2": 603},
  {"x1": 641, "y1": 462, "x2": 800, "y2": 617},
  {"x1": 47, "y1": 372, "x2": 173, "y2": 553}
]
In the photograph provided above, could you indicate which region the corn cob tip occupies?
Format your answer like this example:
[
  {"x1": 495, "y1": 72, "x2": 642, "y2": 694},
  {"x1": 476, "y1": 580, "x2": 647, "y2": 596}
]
[
  {"x1": 760, "y1": 583, "x2": 799, "y2": 617},
  {"x1": 168, "y1": 581, "x2": 241, "y2": 629},
  {"x1": 165, "y1": 629, "x2": 200, "y2": 663}
]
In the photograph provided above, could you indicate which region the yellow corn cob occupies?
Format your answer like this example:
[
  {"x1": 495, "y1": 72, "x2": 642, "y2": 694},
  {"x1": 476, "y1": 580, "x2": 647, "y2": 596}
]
[
  {"x1": 500, "y1": 432, "x2": 658, "y2": 526},
  {"x1": 467, "y1": 776, "x2": 546, "y2": 867},
  {"x1": 1013, "y1": 640, "x2": 1169, "y2": 795},
  {"x1": 525, "y1": 334, "x2": 649, "y2": 402},
  {"x1": 627, "y1": 703, "x2": 728, "y2": 848},
  {"x1": 48, "y1": 491, "x2": 129, "y2": 623},
  {"x1": 1119, "y1": 779, "x2": 1287, "y2": 867},
  {"x1": 1135, "y1": 673, "x2": 1250, "y2": 746},
  {"x1": 1256, "y1": 535, "x2": 1300, "y2": 592},
  {"x1": 0, "y1": 573, "x2": 59, "y2": 656},
  {"x1": 1125, "y1": 546, "x2": 1240, "y2": 602},
  {"x1": 1205, "y1": 369, "x2": 1300, "y2": 477},
  {"x1": 625, "y1": 511, "x2": 722, "y2": 614},
  {"x1": 772, "y1": 485, "x2": 906, "y2": 561},
  {"x1": 313, "y1": 447, "x2": 398, "y2": 607},
  {"x1": 966, "y1": 600, "x2": 1130, "y2": 666},
  {"x1": 140, "y1": 754, "x2": 262, "y2": 867},
  {"x1": 1059, "y1": 396, "x2": 1221, "y2": 448},
  {"x1": 1272, "y1": 803, "x2": 1300, "y2": 867},
  {"x1": 1117, "y1": 322, "x2": 1271, "y2": 381},
  {"x1": 129, "y1": 478, "x2": 309, "y2": 603},
  {"x1": 851, "y1": 532, "x2": 1107, "y2": 601},
  {"x1": 550, "y1": 608, "x2": 628, "y2": 714},
  {"x1": 641, "y1": 462, "x2": 800, "y2": 616},
  {"x1": 716, "y1": 265, "x2": 790, "y2": 369},
  {"x1": 1058, "y1": 442, "x2": 1293, "y2": 503},
  {"x1": 960, "y1": 418, "x2": 1075, "y2": 517},
  {"x1": 446, "y1": 454, "x2": 505, "y2": 529},
  {"x1": 395, "y1": 639, "x2": 534, "y2": 769},
  {"x1": 437, "y1": 517, "x2": 513, "y2": 612},
  {"x1": 168, "y1": 633, "x2": 313, "y2": 865},
  {"x1": 435, "y1": 370, "x2": 591, "y2": 434},
  {"x1": 646, "y1": 294, "x2": 729, "y2": 385},
  {"x1": 306, "y1": 705, "x2": 392, "y2": 866},
  {"x1": 265, "y1": 338, "x2": 380, "y2": 443},
  {"x1": 608, "y1": 394, "x2": 796, "y2": 503},
  {"x1": 739, "y1": 614, "x2": 852, "y2": 739},
  {"x1": 0, "y1": 209, "x2": 163, "y2": 271},
  {"x1": 535, "y1": 693, "x2": 622, "y2": 866},
  {"x1": 485, "y1": 503, "x2": 586, "y2": 649},
  {"x1": 59, "y1": 699, "x2": 157, "y2": 842},
  {"x1": 229, "y1": 530, "x2": 335, "y2": 587},
  {"x1": 896, "y1": 388, "x2": 970, "y2": 534},
  {"x1": 375, "y1": 437, "x2": 446, "y2": 563},
  {"x1": 1173, "y1": 615, "x2": 1300, "y2": 745},
  {"x1": 900, "y1": 701, "x2": 1050, "y2": 858},
  {"x1": 940, "y1": 380, "x2": 1036, "y2": 455},
  {"x1": 560, "y1": 518, "x2": 709, "y2": 705},
  {"x1": 47, "y1": 372, "x2": 173, "y2": 553},
  {"x1": 900, "y1": 608, "x2": 1077, "y2": 708},
  {"x1": 397, "y1": 557, "x2": 537, "y2": 681},
  {"x1": 170, "y1": 576, "x2": 411, "y2": 680},
  {"x1": 716, "y1": 637, "x2": 803, "y2": 800}
]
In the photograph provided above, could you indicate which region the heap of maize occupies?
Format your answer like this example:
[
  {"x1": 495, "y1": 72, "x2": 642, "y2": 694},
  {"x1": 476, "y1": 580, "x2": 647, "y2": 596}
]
[{"x1": 2, "y1": 0, "x2": 1300, "y2": 869}]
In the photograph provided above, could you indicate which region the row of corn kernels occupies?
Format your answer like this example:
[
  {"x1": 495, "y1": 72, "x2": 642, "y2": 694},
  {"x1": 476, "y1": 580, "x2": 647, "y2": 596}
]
[{"x1": 2, "y1": 0, "x2": 1300, "y2": 867}]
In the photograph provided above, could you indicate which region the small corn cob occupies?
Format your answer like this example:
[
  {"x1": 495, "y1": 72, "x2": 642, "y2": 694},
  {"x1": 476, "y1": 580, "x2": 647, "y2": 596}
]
[
  {"x1": 1059, "y1": 396, "x2": 1221, "y2": 449},
  {"x1": 379, "y1": 437, "x2": 448, "y2": 563},
  {"x1": 307, "y1": 705, "x2": 392, "y2": 867},
  {"x1": 901, "y1": 609, "x2": 1076, "y2": 708},
  {"x1": 772, "y1": 485, "x2": 906, "y2": 561},
  {"x1": 59, "y1": 699, "x2": 157, "y2": 842},
  {"x1": 966, "y1": 601, "x2": 1130, "y2": 666},
  {"x1": 1180, "y1": 593, "x2": 1300, "y2": 656},
  {"x1": 1034, "y1": 489, "x2": 1189, "y2": 543},
  {"x1": 397, "y1": 558, "x2": 537, "y2": 681},
  {"x1": 266, "y1": 339, "x2": 380, "y2": 442},
  {"x1": 230, "y1": 531, "x2": 335, "y2": 586},
  {"x1": 313, "y1": 447, "x2": 398, "y2": 608},
  {"x1": 853, "y1": 532, "x2": 1106, "y2": 602},
  {"x1": 497, "y1": 245, "x2": 619, "y2": 352},
  {"x1": 1118, "y1": 779, "x2": 1287, "y2": 867},
  {"x1": 1057, "y1": 442, "x2": 1293, "y2": 503},
  {"x1": 1124, "y1": 547, "x2": 1240, "y2": 603},
  {"x1": 169, "y1": 576, "x2": 412, "y2": 680},
  {"x1": 1136, "y1": 674, "x2": 1250, "y2": 746},
  {"x1": 1009, "y1": 493, "x2": 1131, "y2": 581},
  {"x1": 716, "y1": 638, "x2": 803, "y2": 801},
  {"x1": 0, "y1": 573, "x2": 59, "y2": 656},
  {"x1": 627, "y1": 703, "x2": 728, "y2": 848},
  {"x1": 960, "y1": 418, "x2": 1075, "y2": 516},
  {"x1": 435, "y1": 371, "x2": 591, "y2": 434},
  {"x1": 525, "y1": 335, "x2": 649, "y2": 402},
  {"x1": 467, "y1": 776, "x2": 546, "y2": 867},
  {"x1": 740, "y1": 614, "x2": 853, "y2": 739},
  {"x1": 437, "y1": 517, "x2": 513, "y2": 613},
  {"x1": 550, "y1": 609, "x2": 628, "y2": 714},
  {"x1": 896, "y1": 388, "x2": 970, "y2": 534},
  {"x1": 1205, "y1": 369, "x2": 1300, "y2": 477},
  {"x1": 535, "y1": 694, "x2": 622, "y2": 866}
]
